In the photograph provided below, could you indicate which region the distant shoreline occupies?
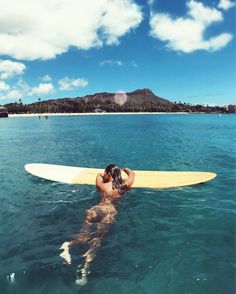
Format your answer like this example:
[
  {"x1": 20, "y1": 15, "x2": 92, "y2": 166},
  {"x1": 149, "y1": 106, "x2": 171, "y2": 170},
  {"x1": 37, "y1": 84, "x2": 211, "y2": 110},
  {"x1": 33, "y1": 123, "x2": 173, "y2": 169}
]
[{"x1": 9, "y1": 112, "x2": 195, "y2": 118}]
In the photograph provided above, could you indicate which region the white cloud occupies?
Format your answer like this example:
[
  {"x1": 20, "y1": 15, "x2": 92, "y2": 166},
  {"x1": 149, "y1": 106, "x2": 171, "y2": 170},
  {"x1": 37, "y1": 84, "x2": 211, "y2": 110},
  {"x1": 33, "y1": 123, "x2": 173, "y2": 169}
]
[
  {"x1": 99, "y1": 60, "x2": 123, "y2": 66},
  {"x1": 0, "y1": 59, "x2": 26, "y2": 79},
  {"x1": 188, "y1": 0, "x2": 223, "y2": 24},
  {"x1": 0, "y1": 79, "x2": 54, "y2": 100},
  {"x1": 0, "y1": 80, "x2": 10, "y2": 91},
  {"x1": 58, "y1": 77, "x2": 88, "y2": 91},
  {"x1": 0, "y1": 78, "x2": 30, "y2": 101},
  {"x1": 41, "y1": 74, "x2": 52, "y2": 82},
  {"x1": 0, "y1": 0, "x2": 142, "y2": 61},
  {"x1": 16, "y1": 78, "x2": 31, "y2": 94},
  {"x1": 0, "y1": 75, "x2": 88, "y2": 102},
  {"x1": 30, "y1": 83, "x2": 54, "y2": 96},
  {"x1": 218, "y1": 0, "x2": 235, "y2": 10},
  {"x1": 99, "y1": 59, "x2": 138, "y2": 67},
  {"x1": 6, "y1": 89, "x2": 22, "y2": 100},
  {"x1": 150, "y1": 0, "x2": 233, "y2": 53}
]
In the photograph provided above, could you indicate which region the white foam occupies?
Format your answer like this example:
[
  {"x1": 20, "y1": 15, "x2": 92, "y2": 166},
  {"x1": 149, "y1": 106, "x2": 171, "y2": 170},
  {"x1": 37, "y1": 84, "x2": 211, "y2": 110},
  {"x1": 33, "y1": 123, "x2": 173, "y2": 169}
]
[
  {"x1": 75, "y1": 267, "x2": 88, "y2": 286},
  {"x1": 75, "y1": 274, "x2": 87, "y2": 286},
  {"x1": 7, "y1": 273, "x2": 15, "y2": 283}
]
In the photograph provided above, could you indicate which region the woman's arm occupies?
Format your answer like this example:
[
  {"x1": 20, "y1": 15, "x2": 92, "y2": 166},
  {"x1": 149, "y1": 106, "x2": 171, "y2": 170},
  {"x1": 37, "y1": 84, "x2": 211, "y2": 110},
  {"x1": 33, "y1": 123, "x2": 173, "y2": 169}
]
[
  {"x1": 96, "y1": 173, "x2": 106, "y2": 192},
  {"x1": 123, "y1": 168, "x2": 135, "y2": 188}
]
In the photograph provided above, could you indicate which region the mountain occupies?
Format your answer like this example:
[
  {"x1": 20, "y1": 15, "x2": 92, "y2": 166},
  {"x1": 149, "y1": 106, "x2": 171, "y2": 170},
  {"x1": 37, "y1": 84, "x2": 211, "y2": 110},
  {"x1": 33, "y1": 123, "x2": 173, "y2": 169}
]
[
  {"x1": 122, "y1": 88, "x2": 170, "y2": 104},
  {"x1": 3, "y1": 88, "x2": 229, "y2": 114},
  {"x1": 70, "y1": 88, "x2": 171, "y2": 105}
]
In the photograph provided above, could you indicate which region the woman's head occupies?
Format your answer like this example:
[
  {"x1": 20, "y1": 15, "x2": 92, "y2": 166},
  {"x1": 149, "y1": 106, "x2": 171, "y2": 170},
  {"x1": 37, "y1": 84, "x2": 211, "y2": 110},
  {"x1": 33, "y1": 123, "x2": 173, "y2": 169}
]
[
  {"x1": 105, "y1": 164, "x2": 121, "y2": 180},
  {"x1": 104, "y1": 164, "x2": 128, "y2": 195}
]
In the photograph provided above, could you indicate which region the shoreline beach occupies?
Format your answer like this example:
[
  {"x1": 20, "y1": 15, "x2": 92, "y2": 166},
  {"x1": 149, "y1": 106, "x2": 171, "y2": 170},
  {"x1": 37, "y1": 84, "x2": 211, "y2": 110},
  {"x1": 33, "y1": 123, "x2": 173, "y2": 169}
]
[{"x1": 8, "y1": 112, "x2": 192, "y2": 118}]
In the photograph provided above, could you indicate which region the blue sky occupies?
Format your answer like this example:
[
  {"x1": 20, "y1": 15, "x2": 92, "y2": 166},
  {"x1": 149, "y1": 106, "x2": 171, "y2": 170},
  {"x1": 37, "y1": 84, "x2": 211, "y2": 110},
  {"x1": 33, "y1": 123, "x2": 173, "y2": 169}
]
[{"x1": 0, "y1": 0, "x2": 235, "y2": 106}]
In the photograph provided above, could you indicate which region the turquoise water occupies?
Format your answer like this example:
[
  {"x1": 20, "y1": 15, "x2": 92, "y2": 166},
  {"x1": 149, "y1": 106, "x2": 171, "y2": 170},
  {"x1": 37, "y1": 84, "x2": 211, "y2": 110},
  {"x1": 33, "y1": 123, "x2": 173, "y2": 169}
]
[{"x1": 0, "y1": 114, "x2": 235, "y2": 294}]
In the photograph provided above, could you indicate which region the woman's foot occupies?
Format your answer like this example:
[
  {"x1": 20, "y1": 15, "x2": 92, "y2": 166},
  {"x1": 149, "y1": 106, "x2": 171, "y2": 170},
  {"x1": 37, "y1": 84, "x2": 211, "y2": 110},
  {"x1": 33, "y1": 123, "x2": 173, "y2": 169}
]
[
  {"x1": 75, "y1": 265, "x2": 88, "y2": 286},
  {"x1": 59, "y1": 242, "x2": 71, "y2": 264}
]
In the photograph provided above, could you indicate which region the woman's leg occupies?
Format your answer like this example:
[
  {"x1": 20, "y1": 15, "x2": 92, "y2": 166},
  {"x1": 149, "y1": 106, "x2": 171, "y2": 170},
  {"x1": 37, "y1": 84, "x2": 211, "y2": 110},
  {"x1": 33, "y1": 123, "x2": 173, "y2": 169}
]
[
  {"x1": 60, "y1": 205, "x2": 116, "y2": 285},
  {"x1": 75, "y1": 222, "x2": 109, "y2": 285},
  {"x1": 59, "y1": 209, "x2": 96, "y2": 265}
]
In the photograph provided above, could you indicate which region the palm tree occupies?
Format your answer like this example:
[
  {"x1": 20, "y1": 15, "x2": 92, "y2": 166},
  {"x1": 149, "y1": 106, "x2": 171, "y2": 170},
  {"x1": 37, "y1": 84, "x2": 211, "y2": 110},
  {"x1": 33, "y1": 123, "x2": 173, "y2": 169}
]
[
  {"x1": 38, "y1": 98, "x2": 41, "y2": 113},
  {"x1": 18, "y1": 99, "x2": 23, "y2": 113}
]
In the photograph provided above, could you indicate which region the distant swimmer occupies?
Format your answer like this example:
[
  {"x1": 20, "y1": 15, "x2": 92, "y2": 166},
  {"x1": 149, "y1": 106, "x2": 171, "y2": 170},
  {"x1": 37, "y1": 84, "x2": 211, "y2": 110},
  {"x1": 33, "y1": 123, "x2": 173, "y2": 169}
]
[{"x1": 60, "y1": 164, "x2": 135, "y2": 285}]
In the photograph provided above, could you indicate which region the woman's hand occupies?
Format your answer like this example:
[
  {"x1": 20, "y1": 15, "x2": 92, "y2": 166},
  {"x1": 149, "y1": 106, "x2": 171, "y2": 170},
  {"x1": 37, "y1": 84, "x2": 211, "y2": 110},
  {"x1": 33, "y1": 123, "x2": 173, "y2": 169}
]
[
  {"x1": 122, "y1": 168, "x2": 135, "y2": 187},
  {"x1": 122, "y1": 168, "x2": 130, "y2": 174}
]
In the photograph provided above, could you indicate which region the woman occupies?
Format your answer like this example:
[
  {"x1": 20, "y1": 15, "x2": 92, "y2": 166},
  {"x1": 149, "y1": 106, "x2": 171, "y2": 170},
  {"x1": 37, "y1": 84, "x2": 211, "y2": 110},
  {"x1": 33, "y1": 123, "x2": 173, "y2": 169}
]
[{"x1": 60, "y1": 164, "x2": 135, "y2": 285}]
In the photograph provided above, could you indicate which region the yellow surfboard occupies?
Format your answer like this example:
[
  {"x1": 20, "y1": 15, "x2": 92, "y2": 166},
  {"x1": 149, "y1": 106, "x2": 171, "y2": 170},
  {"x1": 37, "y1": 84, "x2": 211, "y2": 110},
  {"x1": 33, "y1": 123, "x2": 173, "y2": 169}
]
[{"x1": 25, "y1": 163, "x2": 217, "y2": 189}]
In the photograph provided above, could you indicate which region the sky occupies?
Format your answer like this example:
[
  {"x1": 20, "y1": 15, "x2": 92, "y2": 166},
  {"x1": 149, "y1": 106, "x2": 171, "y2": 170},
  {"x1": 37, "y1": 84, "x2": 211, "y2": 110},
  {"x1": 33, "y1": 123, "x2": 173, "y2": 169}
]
[{"x1": 0, "y1": 0, "x2": 235, "y2": 106}]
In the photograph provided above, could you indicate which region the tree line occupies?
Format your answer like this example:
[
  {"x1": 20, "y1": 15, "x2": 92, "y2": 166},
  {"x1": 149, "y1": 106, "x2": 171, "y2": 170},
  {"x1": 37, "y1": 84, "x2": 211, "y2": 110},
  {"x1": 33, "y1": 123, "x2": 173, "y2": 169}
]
[{"x1": 3, "y1": 98, "x2": 232, "y2": 114}]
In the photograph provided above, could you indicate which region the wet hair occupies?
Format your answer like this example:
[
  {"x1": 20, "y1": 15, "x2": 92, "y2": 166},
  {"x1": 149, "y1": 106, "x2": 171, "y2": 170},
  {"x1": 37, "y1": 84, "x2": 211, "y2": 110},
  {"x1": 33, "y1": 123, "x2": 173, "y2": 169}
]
[{"x1": 105, "y1": 164, "x2": 128, "y2": 195}]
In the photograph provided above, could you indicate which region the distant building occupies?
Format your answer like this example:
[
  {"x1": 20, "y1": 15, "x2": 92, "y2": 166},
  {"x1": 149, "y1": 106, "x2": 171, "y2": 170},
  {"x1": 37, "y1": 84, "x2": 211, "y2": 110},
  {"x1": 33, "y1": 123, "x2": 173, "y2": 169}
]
[{"x1": 0, "y1": 106, "x2": 8, "y2": 118}]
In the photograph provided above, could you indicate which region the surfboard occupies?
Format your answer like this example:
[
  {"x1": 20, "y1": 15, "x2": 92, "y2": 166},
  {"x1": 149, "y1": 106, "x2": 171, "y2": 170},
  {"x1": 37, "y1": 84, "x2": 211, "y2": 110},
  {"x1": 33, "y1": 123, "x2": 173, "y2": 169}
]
[{"x1": 24, "y1": 163, "x2": 217, "y2": 189}]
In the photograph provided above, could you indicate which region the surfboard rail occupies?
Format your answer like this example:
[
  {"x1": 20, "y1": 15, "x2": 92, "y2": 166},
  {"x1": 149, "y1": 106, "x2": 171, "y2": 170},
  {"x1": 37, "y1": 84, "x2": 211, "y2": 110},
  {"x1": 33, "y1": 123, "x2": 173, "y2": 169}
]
[{"x1": 25, "y1": 163, "x2": 217, "y2": 189}]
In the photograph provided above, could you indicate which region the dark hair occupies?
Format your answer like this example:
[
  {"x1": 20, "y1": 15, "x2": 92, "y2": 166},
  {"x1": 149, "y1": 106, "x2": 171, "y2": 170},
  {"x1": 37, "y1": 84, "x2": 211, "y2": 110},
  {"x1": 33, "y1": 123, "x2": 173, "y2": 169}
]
[{"x1": 105, "y1": 164, "x2": 128, "y2": 195}]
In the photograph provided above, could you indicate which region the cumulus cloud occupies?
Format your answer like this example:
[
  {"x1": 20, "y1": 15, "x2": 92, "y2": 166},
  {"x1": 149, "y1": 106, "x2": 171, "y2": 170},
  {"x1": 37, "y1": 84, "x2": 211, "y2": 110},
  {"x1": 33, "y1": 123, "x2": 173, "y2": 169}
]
[
  {"x1": 99, "y1": 60, "x2": 123, "y2": 66},
  {"x1": 0, "y1": 75, "x2": 88, "y2": 101},
  {"x1": 0, "y1": 80, "x2": 10, "y2": 91},
  {"x1": 0, "y1": 78, "x2": 30, "y2": 101},
  {"x1": 16, "y1": 78, "x2": 31, "y2": 95},
  {"x1": 30, "y1": 83, "x2": 54, "y2": 96},
  {"x1": 150, "y1": 0, "x2": 233, "y2": 53},
  {"x1": 0, "y1": 0, "x2": 142, "y2": 61},
  {"x1": 218, "y1": 0, "x2": 235, "y2": 10},
  {"x1": 0, "y1": 79, "x2": 54, "y2": 100},
  {"x1": 6, "y1": 89, "x2": 22, "y2": 100},
  {"x1": 99, "y1": 59, "x2": 138, "y2": 67},
  {"x1": 0, "y1": 59, "x2": 26, "y2": 79},
  {"x1": 58, "y1": 77, "x2": 88, "y2": 91},
  {"x1": 41, "y1": 74, "x2": 52, "y2": 82}
]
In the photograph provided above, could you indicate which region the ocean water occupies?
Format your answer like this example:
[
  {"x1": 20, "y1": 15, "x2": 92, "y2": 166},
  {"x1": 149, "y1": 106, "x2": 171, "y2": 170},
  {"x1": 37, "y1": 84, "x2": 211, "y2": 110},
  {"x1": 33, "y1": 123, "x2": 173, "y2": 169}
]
[{"x1": 0, "y1": 114, "x2": 235, "y2": 294}]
